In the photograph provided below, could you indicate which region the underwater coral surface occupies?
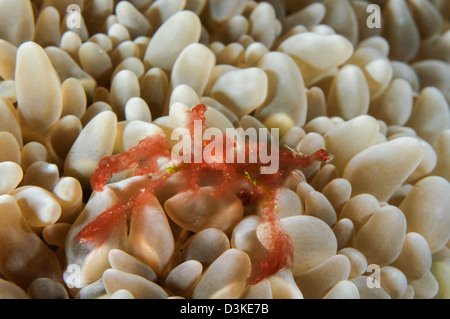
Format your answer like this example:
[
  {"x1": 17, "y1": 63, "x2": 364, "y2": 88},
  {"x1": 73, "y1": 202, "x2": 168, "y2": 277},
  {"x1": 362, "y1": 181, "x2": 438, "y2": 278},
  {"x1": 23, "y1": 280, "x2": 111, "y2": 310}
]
[{"x1": 0, "y1": 0, "x2": 449, "y2": 299}]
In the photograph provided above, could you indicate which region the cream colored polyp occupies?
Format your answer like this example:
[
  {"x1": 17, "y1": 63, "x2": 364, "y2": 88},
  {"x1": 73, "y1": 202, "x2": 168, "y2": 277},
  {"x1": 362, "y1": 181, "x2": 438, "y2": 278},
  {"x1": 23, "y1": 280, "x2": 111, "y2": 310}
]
[{"x1": 15, "y1": 42, "x2": 62, "y2": 133}]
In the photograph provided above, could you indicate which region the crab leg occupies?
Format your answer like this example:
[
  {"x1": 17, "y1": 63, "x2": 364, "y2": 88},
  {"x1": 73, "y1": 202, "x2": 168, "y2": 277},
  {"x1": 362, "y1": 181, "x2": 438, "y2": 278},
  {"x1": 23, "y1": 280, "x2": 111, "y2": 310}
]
[{"x1": 90, "y1": 134, "x2": 171, "y2": 192}]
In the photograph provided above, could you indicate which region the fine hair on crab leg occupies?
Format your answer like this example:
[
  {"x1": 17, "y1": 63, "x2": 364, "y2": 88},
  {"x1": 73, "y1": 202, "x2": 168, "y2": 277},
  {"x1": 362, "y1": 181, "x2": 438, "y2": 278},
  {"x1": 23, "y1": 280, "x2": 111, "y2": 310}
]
[
  {"x1": 241, "y1": 146, "x2": 329, "y2": 284},
  {"x1": 235, "y1": 168, "x2": 293, "y2": 285},
  {"x1": 90, "y1": 134, "x2": 172, "y2": 192},
  {"x1": 75, "y1": 169, "x2": 174, "y2": 247},
  {"x1": 188, "y1": 104, "x2": 207, "y2": 135},
  {"x1": 276, "y1": 148, "x2": 330, "y2": 180},
  {"x1": 74, "y1": 198, "x2": 131, "y2": 247},
  {"x1": 247, "y1": 216, "x2": 294, "y2": 285}
]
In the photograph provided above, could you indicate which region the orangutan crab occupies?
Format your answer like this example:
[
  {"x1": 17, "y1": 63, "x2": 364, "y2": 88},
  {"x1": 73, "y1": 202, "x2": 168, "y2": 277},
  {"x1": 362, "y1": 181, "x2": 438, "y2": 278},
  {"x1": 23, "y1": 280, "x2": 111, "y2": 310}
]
[{"x1": 74, "y1": 104, "x2": 330, "y2": 285}]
